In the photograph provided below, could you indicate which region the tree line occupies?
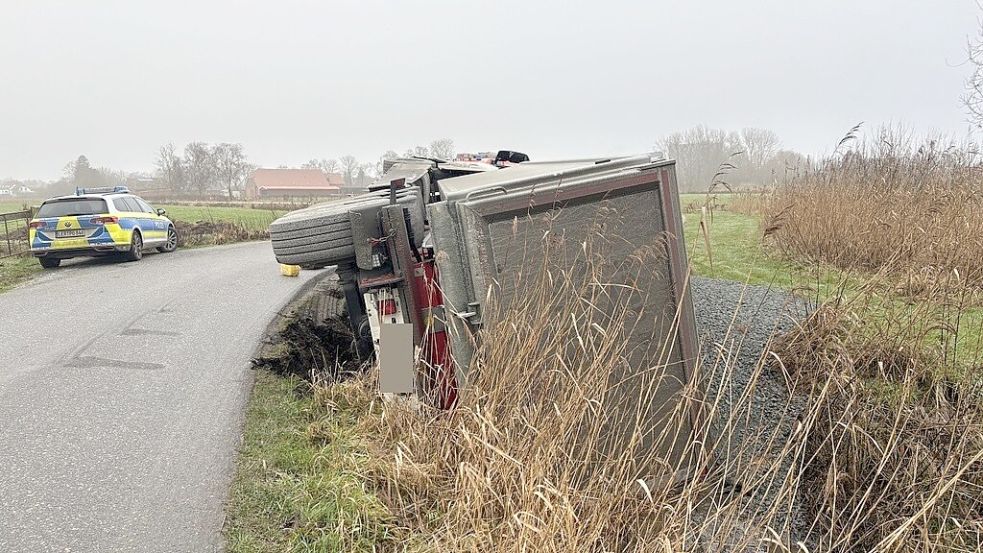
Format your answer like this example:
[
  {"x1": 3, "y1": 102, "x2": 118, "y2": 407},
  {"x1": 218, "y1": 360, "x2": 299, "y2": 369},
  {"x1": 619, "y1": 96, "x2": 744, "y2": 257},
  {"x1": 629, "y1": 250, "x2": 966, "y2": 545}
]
[
  {"x1": 656, "y1": 126, "x2": 809, "y2": 193},
  {"x1": 155, "y1": 142, "x2": 253, "y2": 198},
  {"x1": 12, "y1": 131, "x2": 812, "y2": 199},
  {"x1": 300, "y1": 138, "x2": 456, "y2": 188}
]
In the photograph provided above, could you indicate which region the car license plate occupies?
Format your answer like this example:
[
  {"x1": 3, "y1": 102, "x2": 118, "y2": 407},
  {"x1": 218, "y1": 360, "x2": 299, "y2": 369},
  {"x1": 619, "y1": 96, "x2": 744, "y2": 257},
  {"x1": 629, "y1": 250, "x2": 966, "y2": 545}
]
[{"x1": 56, "y1": 229, "x2": 86, "y2": 238}]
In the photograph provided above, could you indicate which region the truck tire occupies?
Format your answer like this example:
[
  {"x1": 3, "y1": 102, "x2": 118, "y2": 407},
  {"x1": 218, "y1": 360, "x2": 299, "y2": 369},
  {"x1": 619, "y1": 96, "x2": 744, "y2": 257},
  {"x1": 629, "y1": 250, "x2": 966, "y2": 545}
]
[{"x1": 269, "y1": 191, "x2": 426, "y2": 268}]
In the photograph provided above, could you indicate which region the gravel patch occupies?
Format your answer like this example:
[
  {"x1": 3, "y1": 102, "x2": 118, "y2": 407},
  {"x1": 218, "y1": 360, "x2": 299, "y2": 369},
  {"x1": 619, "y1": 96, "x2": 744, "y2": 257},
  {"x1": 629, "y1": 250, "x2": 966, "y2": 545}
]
[{"x1": 690, "y1": 276, "x2": 814, "y2": 549}]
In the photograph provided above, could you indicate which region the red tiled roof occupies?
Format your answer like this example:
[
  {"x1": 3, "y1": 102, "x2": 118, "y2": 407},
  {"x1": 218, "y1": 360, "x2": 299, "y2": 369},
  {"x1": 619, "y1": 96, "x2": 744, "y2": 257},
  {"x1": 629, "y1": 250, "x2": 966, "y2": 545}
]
[{"x1": 251, "y1": 168, "x2": 341, "y2": 190}]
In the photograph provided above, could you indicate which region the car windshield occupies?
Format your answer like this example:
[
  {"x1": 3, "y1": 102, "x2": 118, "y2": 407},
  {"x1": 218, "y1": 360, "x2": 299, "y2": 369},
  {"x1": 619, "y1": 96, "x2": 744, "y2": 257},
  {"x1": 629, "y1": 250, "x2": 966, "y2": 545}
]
[{"x1": 36, "y1": 198, "x2": 108, "y2": 218}]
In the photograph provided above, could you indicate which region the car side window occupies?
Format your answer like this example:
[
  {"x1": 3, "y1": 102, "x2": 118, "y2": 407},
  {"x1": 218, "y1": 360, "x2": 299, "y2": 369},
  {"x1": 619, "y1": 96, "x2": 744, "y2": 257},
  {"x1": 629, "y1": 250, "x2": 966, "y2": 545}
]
[
  {"x1": 134, "y1": 198, "x2": 155, "y2": 213},
  {"x1": 113, "y1": 198, "x2": 131, "y2": 212},
  {"x1": 121, "y1": 197, "x2": 142, "y2": 212}
]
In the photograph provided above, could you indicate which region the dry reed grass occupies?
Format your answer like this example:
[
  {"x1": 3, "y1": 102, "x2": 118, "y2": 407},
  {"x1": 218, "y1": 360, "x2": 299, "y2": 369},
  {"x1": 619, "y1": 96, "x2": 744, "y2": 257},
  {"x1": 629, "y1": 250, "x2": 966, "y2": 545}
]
[
  {"x1": 759, "y1": 129, "x2": 983, "y2": 289},
  {"x1": 293, "y1": 253, "x2": 983, "y2": 552},
  {"x1": 321, "y1": 268, "x2": 983, "y2": 552},
  {"x1": 775, "y1": 276, "x2": 983, "y2": 552}
]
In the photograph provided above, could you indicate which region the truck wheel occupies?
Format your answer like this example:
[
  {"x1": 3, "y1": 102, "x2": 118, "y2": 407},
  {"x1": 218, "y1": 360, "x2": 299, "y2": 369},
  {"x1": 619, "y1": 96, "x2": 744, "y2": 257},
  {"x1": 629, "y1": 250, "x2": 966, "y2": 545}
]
[
  {"x1": 270, "y1": 211, "x2": 355, "y2": 266},
  {"x1": 269, "y1": 192, "x2": 426, "y2": 268}
]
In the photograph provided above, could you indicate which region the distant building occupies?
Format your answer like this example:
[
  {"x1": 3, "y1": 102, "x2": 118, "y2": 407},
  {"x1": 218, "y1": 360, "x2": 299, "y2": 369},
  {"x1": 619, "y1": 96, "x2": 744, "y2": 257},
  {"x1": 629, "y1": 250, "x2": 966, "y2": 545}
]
[
  {"x1": 245, "y1": 168, "x2": 342, "y2": 199},
  {"x1": 0, "y1": 183, "x2": 34, "y2": 197}
]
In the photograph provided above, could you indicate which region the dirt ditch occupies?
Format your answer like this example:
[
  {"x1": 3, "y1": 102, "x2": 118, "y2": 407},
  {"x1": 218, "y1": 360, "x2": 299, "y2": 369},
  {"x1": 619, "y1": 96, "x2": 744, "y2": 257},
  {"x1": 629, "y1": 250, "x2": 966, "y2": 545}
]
[{"x1": 251, "y1": 271, "x2": 368, "y2": 382}]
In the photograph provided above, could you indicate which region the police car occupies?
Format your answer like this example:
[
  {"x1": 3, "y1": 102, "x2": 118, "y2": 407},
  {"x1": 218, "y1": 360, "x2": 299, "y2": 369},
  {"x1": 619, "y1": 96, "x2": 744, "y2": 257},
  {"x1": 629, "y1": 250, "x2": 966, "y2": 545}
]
[{"x1": 29, "y1": 186, "x2": 177, "y2": 268}]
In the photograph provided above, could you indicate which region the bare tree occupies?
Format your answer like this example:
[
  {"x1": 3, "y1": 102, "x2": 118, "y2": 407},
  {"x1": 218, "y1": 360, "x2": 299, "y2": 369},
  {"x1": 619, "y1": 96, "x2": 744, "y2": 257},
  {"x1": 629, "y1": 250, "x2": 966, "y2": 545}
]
[
  {"x1": 966, "y1": 16, "x2": 983, "y2": 128},
  {"x1": 356, "y1": 163, "x2": 376, "y2": 186},
  {"x1": 376, "y1": 149, "x2": 399, "y2": 175},
  {"x1": 413, "y1": 145, "x2": 430, "y2": 158},
  {"x1": 339, "y1": 155, "x2": 360, "y2": 186},
  {"x1": 657, "y1": 126, "x2": 740, "y2": 192},
  {"x1": 302, "y1": 158, "x2": 341, "y2": 176},
  {"x1": 184, "y1": 142, "x2": 215, "y2": 198},
  {"x1": 98, "y1": 167, "x2": 127, "y2": 186},
  {"x1": 213, "y1": 143, "x2": 252, "y2": 200},
  {"x1": 428, "y1": 138, "x2": 455, "y2": 160},
  {"x1": 737, "y1": 128, "x2": 780, "y2": 169},
  {"x1": 155, "y1": 144, "x2": 185, "y2": 192},
  {"x1": 764, "y1": 149, "x2": 810, "y2": 185}
]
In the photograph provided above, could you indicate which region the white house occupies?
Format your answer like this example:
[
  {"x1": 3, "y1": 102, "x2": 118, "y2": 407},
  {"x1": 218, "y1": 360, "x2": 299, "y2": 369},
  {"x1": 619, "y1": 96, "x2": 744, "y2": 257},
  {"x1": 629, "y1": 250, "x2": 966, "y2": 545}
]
[{"x1": 0, "y1": 183, "x2": 35, "y2": 197}]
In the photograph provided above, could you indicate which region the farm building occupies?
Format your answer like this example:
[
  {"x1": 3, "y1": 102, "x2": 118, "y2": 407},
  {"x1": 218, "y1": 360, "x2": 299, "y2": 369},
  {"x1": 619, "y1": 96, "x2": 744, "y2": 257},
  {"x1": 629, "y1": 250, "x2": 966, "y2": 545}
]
[
  {"x1": 0, "y1": 183, "x2": 35, "y2": 197},
  {"x1": 245, "y1": 168, "x2": 342, "y2": 199}
]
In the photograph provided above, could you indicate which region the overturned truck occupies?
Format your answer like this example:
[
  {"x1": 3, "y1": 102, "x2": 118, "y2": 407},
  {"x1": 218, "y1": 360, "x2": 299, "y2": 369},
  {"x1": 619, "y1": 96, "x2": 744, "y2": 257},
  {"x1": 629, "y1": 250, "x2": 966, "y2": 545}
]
[{"x1": 270, "y1": 153, "x2": 700, "y2": 474}]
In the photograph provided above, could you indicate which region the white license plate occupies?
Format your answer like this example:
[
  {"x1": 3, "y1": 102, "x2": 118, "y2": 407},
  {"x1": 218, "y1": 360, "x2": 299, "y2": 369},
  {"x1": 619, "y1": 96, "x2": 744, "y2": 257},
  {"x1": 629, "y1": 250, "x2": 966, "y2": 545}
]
[{"x1": 56, "y1": 230, "x2": 86, "y2": 238}]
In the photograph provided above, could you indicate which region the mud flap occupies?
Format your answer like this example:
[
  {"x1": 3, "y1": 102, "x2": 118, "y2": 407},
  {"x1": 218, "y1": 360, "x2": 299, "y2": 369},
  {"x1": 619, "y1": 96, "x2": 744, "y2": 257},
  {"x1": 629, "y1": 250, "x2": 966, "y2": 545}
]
[{"x1": 379, "y1": 323, "x2": 415, "y2": 395}]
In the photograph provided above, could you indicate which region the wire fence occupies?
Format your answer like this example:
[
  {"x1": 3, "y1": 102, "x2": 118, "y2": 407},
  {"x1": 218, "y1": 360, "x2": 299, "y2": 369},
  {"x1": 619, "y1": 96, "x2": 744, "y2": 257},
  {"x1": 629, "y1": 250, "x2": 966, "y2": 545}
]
[{"x1": 0, "y1": 209, "x2": 32, "y2": 258}]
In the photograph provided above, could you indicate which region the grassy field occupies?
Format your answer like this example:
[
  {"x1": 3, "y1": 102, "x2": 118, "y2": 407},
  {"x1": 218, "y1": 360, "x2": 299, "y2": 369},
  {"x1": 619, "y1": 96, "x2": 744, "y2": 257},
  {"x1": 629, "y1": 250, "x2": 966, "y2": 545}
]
[
  {"x1": 0, "y1": 201, "x2": 34, "y2": 214},
  {"x1": 680, "y1": 193, "x2": 859, "y2": 297},
  {"x1": 0, "y1": 202, "x2": 37, "y2": 290},
  {"x1": 159, "y1": 204, "x2": 284, "y2": 232}
]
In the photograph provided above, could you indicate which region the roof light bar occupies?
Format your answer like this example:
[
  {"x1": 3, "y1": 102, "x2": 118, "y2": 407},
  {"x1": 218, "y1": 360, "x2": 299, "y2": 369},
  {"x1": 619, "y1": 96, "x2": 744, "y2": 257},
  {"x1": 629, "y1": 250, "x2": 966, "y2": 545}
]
[{"x1": 75, "y1": 186, "x2": 130, "y2": 196}]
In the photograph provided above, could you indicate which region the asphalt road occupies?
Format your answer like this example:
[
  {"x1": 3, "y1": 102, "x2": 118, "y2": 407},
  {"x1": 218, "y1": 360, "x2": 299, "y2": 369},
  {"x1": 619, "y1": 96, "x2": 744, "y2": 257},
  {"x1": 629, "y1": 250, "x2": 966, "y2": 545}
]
[{"x1": 0, "y1": 243, "x2": 318, "y2": 552}]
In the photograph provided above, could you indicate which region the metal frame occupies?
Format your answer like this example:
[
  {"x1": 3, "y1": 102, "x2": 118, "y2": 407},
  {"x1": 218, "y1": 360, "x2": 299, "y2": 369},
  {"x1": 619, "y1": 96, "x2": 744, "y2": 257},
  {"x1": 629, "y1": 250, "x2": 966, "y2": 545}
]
[
  {"x1": 428, "y1": 157, "x2": 703, "y2": 475},
  {"x1": 0, "y1": 209, "x2": 32, "y2": 259}
]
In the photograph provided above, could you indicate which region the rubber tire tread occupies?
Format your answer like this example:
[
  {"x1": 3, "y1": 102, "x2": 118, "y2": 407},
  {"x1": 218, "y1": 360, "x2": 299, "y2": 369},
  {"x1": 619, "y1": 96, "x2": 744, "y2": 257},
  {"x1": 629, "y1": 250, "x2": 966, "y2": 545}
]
[{"x1": 268, "y1": 189, "x2": 426, "y2": 268}]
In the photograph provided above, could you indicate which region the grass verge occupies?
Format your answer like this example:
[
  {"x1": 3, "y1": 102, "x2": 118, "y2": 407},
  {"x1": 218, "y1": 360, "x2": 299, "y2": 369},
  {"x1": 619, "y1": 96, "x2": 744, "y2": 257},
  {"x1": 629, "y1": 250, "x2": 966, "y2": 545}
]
[
  {"x1": 225, "y1": 371, "x2": 399, "y2": 552},
  {"x1": 0, "y1": 255, "x2": 41, "y2": 293},
  {"x1": 159, "y1": 204, "x2": 284, "y2": 233}
]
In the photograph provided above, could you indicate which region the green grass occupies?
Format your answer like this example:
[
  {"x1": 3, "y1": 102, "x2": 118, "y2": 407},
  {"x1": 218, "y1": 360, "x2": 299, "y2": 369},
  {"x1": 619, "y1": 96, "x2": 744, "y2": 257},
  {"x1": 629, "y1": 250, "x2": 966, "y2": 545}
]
[
  {"x1": 159, "y1": 205, "x2": 284, "y2": 232},
  {"x1": 680, "y1": 196, "x2": 861, "y2": 301},
  {"x1": 0, "y1": 255, "x2": 41, "y2": 293},
  {"x1": 0, "y1": 201, "x2": 35, "y2": 214},
  {"x1": 0, "y1": 203, "x2": 36, "y2": 290},
  {"x1": 225, "y1": 371, "x2": 398, "y2": 552}
]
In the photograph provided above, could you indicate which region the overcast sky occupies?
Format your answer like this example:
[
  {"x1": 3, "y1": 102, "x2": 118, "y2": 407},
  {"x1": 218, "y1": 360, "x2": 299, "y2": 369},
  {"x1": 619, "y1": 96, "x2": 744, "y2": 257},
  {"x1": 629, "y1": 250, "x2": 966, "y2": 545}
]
[{"x1": 0, "y1": 0, "x2": 977, "y2": 180}]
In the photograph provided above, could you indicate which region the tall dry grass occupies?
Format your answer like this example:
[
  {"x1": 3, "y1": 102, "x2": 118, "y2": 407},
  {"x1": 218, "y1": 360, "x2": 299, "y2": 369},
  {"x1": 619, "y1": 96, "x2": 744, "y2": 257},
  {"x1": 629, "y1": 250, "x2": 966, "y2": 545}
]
[
  {"x1": 292, "y1": 231, "x2": 982, "y2": 552},
  {"x1": 776, "y1": 271, "x2": 983, "y2": 552},
  {"x1": 282, "y1": 146, "x2": 983, "y2": 550},
  {"x1": 350, "y1": 246, "x2": 806, "y2": 552},
  {"x1": 324, "y1": 280, "x2": 981, "y2": 552},
  {"x1": 760, "y1": 130, "x2": 983, "y2": 288}
]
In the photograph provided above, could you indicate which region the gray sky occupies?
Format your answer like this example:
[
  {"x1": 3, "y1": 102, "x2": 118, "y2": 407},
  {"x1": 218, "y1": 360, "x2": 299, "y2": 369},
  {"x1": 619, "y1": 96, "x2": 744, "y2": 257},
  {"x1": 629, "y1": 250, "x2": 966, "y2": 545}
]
[{"x1": 0, "y1": 0, "x2": 977, "y2": 180}]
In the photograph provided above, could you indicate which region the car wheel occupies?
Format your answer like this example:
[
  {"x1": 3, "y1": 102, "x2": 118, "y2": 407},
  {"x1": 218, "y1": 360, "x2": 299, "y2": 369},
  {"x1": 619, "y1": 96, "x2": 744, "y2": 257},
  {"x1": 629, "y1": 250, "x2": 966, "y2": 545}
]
[
  {"x1": 157, "y1": 227, "x2": 178, "y2": 253},
  {"x1": 124, "y1": 231, "x2": 143, "y2": 262},
  {"x1": 38, "y1": 257, "x2": 60, "y2": 269}
]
